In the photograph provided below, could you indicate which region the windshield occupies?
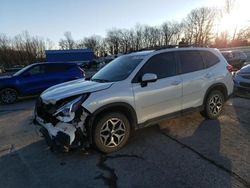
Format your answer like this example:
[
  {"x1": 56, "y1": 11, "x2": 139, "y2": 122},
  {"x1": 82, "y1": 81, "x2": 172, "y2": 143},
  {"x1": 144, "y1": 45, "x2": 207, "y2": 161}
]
[
  {"x1": 91, "y1": 55, "x2": 144, "y2": 82},
  {"x1": 13, "y1": 64, "x2": 33, "y2": 76}
]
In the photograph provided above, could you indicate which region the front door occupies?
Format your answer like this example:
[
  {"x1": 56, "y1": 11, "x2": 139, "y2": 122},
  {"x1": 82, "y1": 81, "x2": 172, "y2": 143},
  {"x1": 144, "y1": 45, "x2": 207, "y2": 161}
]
[{"x1": 19, "y1": 64, "x2": 49, "y2": 95}]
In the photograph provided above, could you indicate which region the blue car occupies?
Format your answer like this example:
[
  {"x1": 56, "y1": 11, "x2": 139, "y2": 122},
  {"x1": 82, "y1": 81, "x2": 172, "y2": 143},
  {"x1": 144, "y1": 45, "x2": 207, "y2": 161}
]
[{"x1": 0, "y1": 62, "x2": 85, "y2": 104}]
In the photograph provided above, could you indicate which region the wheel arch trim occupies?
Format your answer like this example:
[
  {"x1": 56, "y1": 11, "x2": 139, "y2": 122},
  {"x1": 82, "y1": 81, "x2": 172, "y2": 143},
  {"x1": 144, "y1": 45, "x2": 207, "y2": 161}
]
[
  {"x1": 203, "y1": 83, "x2": 228, "y2": 105},
  {"x1": 85, "y1": 102, "x2": 138, "y2": 143}
]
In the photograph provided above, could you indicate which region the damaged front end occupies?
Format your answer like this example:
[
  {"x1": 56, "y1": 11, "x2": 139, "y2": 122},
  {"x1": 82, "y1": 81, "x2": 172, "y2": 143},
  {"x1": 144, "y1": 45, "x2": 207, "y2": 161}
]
[{"x1": 34, "y1": 94, "x2": 91, "y2": 152}]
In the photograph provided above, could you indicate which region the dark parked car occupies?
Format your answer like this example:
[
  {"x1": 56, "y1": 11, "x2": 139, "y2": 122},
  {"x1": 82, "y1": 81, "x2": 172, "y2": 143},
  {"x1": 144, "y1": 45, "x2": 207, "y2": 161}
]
[
  {"x1": 0, "y1": 62, "x2": 85, "y2": 104},
  {"x1": 221, "y1": 50, "x2": 247, "y2": 70}
]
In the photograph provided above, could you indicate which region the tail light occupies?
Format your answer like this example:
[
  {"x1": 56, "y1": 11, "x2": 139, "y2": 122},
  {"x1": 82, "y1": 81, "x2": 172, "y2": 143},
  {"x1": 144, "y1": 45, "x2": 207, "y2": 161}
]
[{"x1": 226, "y1": 65, "x2": 233, "y2": 73}]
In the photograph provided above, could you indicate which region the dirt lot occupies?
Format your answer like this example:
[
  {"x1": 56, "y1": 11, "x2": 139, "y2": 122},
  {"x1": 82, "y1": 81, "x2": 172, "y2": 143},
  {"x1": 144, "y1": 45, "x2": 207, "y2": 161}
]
[{"x1": 0, "y1": 95, "x2": 249, "y2": 188}]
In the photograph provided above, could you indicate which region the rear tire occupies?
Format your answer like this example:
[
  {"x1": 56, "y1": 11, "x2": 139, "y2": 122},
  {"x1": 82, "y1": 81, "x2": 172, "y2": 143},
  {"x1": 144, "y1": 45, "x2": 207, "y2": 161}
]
[
  {"x1": 200, "y1": 90, "x2": 225, "y2": 119},
  {"x1": 0, "y1": 88, "x2": 18, "y2": 104},
  {"x1": 94, "y1": 112, "x2": 131, "y2": 153}
]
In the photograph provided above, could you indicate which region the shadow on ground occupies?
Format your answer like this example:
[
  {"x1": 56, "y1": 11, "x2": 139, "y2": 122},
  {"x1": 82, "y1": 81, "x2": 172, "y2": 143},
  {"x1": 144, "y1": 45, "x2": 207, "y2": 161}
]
[
  {"x1": 0, "y1": 120, "x2": 242, "y2": 188},
  {"x1": 1, "y1": 96, "x2": 250, "y2": 187}
]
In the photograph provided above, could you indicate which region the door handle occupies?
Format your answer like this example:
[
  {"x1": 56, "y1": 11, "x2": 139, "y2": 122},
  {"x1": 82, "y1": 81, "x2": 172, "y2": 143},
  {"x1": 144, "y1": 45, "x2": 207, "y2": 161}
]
[{"x1": 171, "y1": 80, "x2": 181, "y2": 85}]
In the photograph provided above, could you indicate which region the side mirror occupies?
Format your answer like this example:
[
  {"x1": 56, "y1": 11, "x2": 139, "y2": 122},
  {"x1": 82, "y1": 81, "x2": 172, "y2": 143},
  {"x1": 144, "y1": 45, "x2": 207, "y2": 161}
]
[
  {"x1": 142, "y1": 73, "x2": 157, "y2": 82},
  {"x1": 141, "y1": 73, "x2": 157, "y2": 87}
]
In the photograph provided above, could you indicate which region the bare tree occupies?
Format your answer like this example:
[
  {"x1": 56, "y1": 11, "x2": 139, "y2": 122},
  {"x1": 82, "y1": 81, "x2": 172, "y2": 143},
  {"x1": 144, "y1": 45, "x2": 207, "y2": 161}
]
[
  {"x1": 0, "y1": 34, "x2": 11, "y2": 67},
  {"x1": 224, "y1": 0, "x2": 235, "y2": 14},
  {"x1": 142, "y1": 25, "x2": 161, "y2": 48},
  {"x1": 0, "y1": 31, "x2": 48, "y2": 67},
  {"x1": 237, "y1": 26, "x2": 250, "y2": 41},
  {"x1": 119, "y1": 29, "x2": 132, "y2": 53},
  {"x1": 106, "y1": 29, "x2": 121, "y2": 54},
  {"x1": 45, "y1": 38, "x2": 55, "y2": 50},
  {"x1": 161, "y1": 21, "x2": 182, "y2": 45},
  {"x1": 183, "y1": 7, "x2": 217, "y2": 46},
  {"x1": 77, "y1": 35, "x2": 102, "y2": 56},
  {"x1": 1, "y1": 1, "x2": 249, "y2": 67},
  {"x1": 59, "y1": 31, "x2": 75, "y2": 50},
  {"x1": 134, "y1": 24, "x2": 144, "y2": 51},
  {"x1": 171, "y1": 23, "x2": 183, "y2": 45},
  {"x1": 98, "y1": 39, "x2": 108, "y2": 57},
  {"x1": 215, "y1": 0, "x2": 237, "y2": 45},
  {"x1": 214, "y1": 32, "x2": 228, "y2": 47}
]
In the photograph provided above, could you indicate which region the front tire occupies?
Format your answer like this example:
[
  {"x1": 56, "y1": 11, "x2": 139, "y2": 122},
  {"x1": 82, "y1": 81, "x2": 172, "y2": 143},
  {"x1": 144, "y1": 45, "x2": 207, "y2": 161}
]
[
  {"x1": 0, "y1": 88, "x2": 18, "y2": 104},
  {"x1": 201, "y1": 90, "x2": 225, "y2": 119},
  {"x1": 94, "y1": 112, "x2": 131, "y2": 153}
]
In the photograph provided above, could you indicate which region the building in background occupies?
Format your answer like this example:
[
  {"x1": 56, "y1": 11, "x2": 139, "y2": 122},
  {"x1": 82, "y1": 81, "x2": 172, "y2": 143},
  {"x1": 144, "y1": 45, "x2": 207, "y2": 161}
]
[{"x1": 45, "y1": 49, "x2": 94, "y2": 65}]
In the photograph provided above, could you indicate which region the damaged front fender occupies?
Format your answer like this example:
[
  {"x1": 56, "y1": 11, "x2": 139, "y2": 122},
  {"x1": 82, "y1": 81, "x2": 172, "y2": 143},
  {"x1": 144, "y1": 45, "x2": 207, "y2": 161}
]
[{"x1": 35, "y1": 108, "x2": 91, "y2": 151}]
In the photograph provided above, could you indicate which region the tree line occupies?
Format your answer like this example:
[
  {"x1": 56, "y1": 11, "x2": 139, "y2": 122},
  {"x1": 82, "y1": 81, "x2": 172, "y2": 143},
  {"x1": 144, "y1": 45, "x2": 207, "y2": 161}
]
[
  {"x1": 1, "y1": 1, "x2": 250, "y2": 68},
  {"x1": 0, "y1": 31, "x2": 54, "y2": 68}
]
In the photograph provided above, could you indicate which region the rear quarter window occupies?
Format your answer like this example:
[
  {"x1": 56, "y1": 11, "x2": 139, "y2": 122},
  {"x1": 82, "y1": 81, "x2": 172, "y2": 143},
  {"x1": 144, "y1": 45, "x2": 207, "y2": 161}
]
[
  {"x1": 201, "y1": 51, "x2": 220, "y2": 68},
  {"x1": 45, "y1": 64, "x2": 71, "y2": 73}
]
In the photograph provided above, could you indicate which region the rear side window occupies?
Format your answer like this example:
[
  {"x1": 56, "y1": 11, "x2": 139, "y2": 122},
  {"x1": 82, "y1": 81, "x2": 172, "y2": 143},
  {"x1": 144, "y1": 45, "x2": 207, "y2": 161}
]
[
  {"x1": 45, "y1": 64, "x2": 70, "y2": 73},
  {"x1": 142, "y1": 52, "x2": 176, "y2": 79},
  {"x1": 201, "y1": 51, "x2": 220, "y2": 68},
  {"x1": 178, "y1": 51, "x2": 204, "y2": 74}
]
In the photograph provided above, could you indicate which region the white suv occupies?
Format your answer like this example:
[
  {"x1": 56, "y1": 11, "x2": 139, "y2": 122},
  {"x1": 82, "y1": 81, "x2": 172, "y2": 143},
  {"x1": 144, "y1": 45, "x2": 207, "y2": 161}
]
[{"x1": 34, "y1": 47, "x2": 234, "y2": 153}]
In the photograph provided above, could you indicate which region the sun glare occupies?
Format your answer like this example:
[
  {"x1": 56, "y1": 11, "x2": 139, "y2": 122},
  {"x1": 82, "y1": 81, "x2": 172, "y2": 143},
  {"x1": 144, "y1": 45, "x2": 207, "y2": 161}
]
[{"x1": 217, "y1": 0, "x2": 250, "y2": 36}]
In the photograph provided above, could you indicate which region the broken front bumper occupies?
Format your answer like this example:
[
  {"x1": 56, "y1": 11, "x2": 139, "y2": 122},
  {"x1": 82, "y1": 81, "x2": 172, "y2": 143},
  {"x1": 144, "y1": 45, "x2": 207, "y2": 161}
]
[
  {"x1": 34, "y1": 113, "x2": 89, "y2": 151},
  {"x1": 35, "y1": 115, "x2": 76, "y2": 145},
  {"x1": 34, "y1": 96, "x2": 91, "y2": 151}
]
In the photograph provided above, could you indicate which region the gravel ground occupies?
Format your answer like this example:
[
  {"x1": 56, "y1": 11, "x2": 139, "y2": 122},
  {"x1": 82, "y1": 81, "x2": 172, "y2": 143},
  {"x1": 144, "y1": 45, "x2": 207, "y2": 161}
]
[{"x1": 0, "y1": 96, "x2": 250, "y2": 188}]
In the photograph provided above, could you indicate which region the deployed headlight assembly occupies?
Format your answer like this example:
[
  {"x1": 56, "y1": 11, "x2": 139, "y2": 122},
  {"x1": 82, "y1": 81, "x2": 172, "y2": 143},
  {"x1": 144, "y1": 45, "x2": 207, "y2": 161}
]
[{"x1": 53, "y1": 94, "x2": 88, "y2": 122}]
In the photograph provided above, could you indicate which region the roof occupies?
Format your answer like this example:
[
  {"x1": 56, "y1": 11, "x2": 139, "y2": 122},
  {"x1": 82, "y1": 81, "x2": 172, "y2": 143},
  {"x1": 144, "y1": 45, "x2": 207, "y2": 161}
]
[
  {"x1": 127, "y1": 47, "x2": 218, "y2": 57},
  {"x1": 45, "y1": 49, "x2": 93, "y2": 54},
  {"x1": 33, "y1": 62, "x2": 78, "y2": 65}
]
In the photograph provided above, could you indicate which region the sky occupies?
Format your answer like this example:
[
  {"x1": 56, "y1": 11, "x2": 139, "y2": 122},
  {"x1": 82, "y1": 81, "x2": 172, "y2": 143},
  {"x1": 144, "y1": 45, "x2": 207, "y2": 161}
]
[{"x1": 0, "y1": 0, "x2": 244, "y2": 44}]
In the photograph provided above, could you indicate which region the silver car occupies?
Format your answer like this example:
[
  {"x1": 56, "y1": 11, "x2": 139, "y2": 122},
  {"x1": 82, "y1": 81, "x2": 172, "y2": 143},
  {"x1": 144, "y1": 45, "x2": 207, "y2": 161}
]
[
  {"x1": 34, "y1": 47, "x2": 234, "y2": 153},
  {"x1": 234, "y1": 64, "x2": 250, "y2": 92}
]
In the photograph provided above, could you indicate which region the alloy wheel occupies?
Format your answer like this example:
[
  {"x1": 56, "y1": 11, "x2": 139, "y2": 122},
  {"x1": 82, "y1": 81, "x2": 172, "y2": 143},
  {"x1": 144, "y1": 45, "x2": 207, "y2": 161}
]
[
  {"x1": 0, "y1": 89, "x2": 17, "y2": 104},
  {"x1": 99, "y1": 118, "x2": 126, "y2": 148},
  {"x1": 208, "y1": 94, "x2": 223, "y2": 115}
]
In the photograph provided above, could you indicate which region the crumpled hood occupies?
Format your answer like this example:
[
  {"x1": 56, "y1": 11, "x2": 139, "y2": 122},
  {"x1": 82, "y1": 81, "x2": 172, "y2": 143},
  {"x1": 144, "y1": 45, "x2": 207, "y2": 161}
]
[{"x1": 41, "y1": 79, "x2": 113, "y2": 104}]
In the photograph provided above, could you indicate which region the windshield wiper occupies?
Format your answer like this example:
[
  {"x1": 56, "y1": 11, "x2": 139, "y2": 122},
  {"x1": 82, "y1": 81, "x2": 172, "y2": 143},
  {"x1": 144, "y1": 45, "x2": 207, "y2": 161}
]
[{"x1": 91, "y1": 78, "x2": 109, "y2": 83}]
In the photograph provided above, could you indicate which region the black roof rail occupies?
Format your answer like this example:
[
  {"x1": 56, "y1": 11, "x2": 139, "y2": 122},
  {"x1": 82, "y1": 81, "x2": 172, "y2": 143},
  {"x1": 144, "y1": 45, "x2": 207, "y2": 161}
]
[
  {"x1": 155, "y1": 44, "x2": 210, "y2": 50},
  {"x1": 127, "y1": 45, "x2": 179, "y2": 53},
  {"x1": 126, "y1": 44, "x2": 209, "y2": 54},
  {"x1": 154, "y1": 45, "x2": 178, "y2": 51},
  {"x1": 155, "y1": 44, "x2": 196, "y2": 51}
]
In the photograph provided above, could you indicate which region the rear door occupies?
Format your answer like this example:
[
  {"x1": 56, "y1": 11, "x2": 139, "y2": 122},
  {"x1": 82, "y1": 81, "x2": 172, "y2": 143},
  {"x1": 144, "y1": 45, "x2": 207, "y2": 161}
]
[
  {"x1": 44, "y1": 63, "x2": 68, "y2": 86},
  {"x1": 132, "y1": 52, "x2": 182, "y2": 124},
  {"x1": 176, "y1": 51, "x2": 207, "y2": 110}
]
